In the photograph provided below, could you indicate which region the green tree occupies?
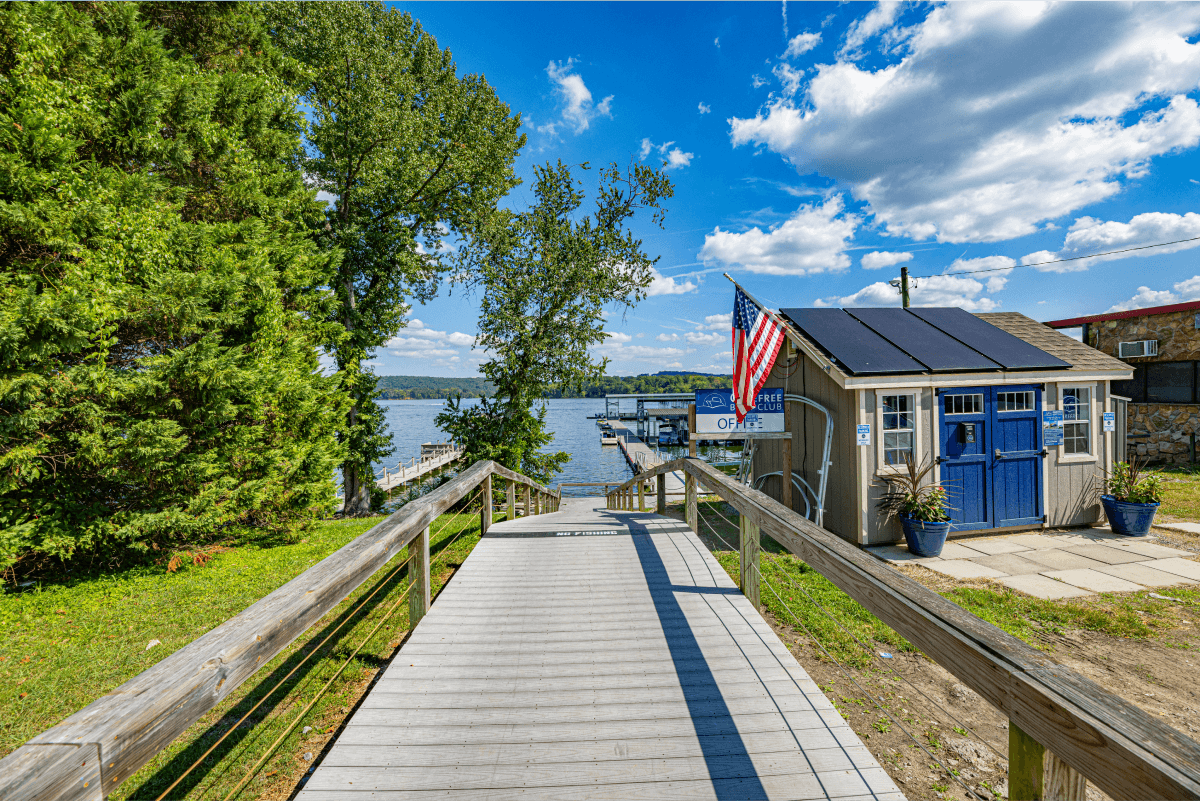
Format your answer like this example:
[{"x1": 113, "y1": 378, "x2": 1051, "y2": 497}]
[
  {"x1": 0, "y1": 3, "x2": 347, "y2": 573},
  {"x1": 268, "y1": 1, "x2": 524, "y2": 515},
  {"x1": 438, "y1": 160, "x2": 673, "y2": 483}
]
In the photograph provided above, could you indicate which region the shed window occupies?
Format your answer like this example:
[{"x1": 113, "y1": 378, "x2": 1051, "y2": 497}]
[
  {"x1": 997, "y1": 391, "x2": 1035, "y2": 412},
  {"x1": 944, "y1": 393, "x2": 983, "y2": 415},
  {"x1": 882, "y1": 394, "x2": 915, "y2": 466},
  {"x1": 1062, "y1": 386, "x2": 1091, "y2": 455}
]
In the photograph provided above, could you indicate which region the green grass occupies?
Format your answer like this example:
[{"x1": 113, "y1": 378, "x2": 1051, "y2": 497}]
[
  {"x1": 0, "y1": 504, "x2": 495, "y2": 800},
  {"x1": 693, "y1": 500, "x2": 1200, "y2": 668},
  {"x1": 1147, "y1": 465, "x2": 1200, "y2": 521}
]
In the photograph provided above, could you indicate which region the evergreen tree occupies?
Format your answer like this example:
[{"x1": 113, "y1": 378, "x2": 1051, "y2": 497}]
[
  {"x1": 0, "y1": 3, "x2": 347, "y2": 573},
  {"x1": 267, "y1": 2, "x2": 524, "y2": 515}
]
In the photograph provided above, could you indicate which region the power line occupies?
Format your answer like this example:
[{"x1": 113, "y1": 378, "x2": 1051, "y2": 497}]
[{"x1": 911, "y1": 235, "x2": 1200, "y2": 279}]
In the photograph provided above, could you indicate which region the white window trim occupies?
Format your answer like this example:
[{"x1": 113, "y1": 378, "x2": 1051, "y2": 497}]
[
  {"x1": 1060, "y1": 383, "x2": 1097, "y2": 463},
  {"x1": 875, "y1": 388, "x2": 922, "y2": 475}
]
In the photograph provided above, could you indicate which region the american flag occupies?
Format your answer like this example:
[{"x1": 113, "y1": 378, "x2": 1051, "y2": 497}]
[{"x1": 732, "y1": 287, "x2": 786, "y2": 422}]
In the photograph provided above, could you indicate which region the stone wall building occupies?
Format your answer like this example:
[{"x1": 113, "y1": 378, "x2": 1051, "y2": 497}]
[{"x1": 1046, "y1": 300, "x2": 1200, "y2": 464}]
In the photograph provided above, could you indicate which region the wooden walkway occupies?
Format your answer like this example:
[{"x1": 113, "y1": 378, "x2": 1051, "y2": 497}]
[
  {"x1": 299, "y1": 499, "x2": 903, "y2": 800},
  {"x1": 609, "y1": 420, "x2": 687, "y2": 494},
  {"x1": 378, "y1": 448, "x2": 463, "y2": 492}
]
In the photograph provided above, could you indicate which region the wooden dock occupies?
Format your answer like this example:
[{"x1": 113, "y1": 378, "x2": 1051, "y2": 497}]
[
  {"x1": 609, "y1": 420, "x2": 687, "y2": 494},
  {"x1": 298, "y1": 499, "x2": 902, "y2": 800},
  {"x1": 378, "y1": 447, "x2": 463, "y2": 492}
]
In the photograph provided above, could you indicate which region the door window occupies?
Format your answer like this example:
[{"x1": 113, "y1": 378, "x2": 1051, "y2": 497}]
[
  {"x1": 944, "y1": 393, "x2": 983, "y2": 415},
  {"x1": 882, "y1": 394, "x2": 915, "y2": 465},
  {"x1": 1062, "y1": 386, "x2": 1091, "y2": 455},
  {"x1": 996, "y1": 391, "x2": 1035, "y2": 412}
]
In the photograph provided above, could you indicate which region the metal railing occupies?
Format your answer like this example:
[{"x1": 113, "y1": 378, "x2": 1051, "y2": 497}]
[
  {"x1": 606, "y1": 457, "x2": 1200, "y2": 800},
  {"x1": 0, "y1": 461, "x2": 560, "y2": 800}
]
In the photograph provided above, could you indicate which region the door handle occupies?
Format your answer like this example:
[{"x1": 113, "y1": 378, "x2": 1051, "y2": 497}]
[{"x1": 994, "y1": 448, "x2": 1002, "y2": 459}]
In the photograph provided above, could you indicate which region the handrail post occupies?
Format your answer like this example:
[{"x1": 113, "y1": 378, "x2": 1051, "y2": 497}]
[
  {"x1": 481, "y1": 474, "x2": 492, "y2": 534},
  {"x1": 657, "y1": 473, "x2": 666, "y2": 514},
  {"x1": 1010, "y1": 721, "x2": 1044, "y2": 801},
  {"x1": 685, "y1": 472, "x2": 697, "y2": 533},
  {"x1": 638, "y1": 481, "x2": 644, "y2": 512},
  {"x1": 507, "y1": 479, "x2": 516, "y2": 521},
  {"x1": 523, "y1": 483, "x2": 531, "y2": 518},
  {"x1": 409, "y1": 525, "x2": 430, "y2": 628},
  {"x1": 739, "y1": 512, "x2": 760, "y2": 608},
  {"x1": 1010, "y1": 722, "x2": 1087, "y2": 801}
]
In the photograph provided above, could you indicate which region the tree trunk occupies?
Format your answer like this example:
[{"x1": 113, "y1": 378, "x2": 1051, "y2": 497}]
[{"x1": 342, "y1": 459, "x2": 373, "y2": 516}]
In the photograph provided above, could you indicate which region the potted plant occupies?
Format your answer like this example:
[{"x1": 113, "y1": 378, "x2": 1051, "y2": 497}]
[
  {"x1": 877, "y1": 456, "x2": 953, "y2": 557},
  {"x1": 1101, "y1": 459, "x2": 1164, "y2": 537}
]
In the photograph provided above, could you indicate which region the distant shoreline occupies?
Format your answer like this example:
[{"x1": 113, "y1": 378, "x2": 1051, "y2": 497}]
[{"x1": 375, "y1": 372, "x2": 733, "y2": 401}]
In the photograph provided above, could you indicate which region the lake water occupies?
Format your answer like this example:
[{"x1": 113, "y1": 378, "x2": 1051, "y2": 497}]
[
  {"x1": 376, "y1": 398, "x2": 742, "y2": 497},
  {"x1": 377, "y1": 398, "x2": 633, "y2": 496}
]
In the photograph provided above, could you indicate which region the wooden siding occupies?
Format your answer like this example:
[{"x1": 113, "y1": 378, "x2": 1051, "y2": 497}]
[
  {"x1": 1044, "y1": 381, "x2": 1105, "y2": 527},
  {"x1": 753, "y1": 353, "x2": 858, "y2": 543}
]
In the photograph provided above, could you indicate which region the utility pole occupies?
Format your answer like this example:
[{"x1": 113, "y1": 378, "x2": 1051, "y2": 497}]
[{"x1": 900, "y1": 265, "x2": 910, "y2": 308}]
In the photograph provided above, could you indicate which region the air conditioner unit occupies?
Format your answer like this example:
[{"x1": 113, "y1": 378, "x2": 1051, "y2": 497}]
[{"x1": 1118, "y1": 339, "x2": 1158, "y2": 359}]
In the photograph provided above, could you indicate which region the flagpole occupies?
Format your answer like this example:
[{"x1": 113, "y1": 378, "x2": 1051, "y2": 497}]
[{"x1": 723, "y1": 273, "x2": 836, "y2": 376}]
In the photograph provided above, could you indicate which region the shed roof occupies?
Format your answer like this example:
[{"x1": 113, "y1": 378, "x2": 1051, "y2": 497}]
[
  {"x1": 976, "y1": 313, "x2": 1129, "y2": 372},
  {"x1": 780, "y1": 309, "x2": 1129, "y2": 380}
]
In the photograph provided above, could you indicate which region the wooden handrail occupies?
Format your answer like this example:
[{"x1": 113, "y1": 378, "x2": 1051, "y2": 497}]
[
  {"x1": 607, "y1": 458, "x2": 1200, "y2": 800},
  {"x1": 0, "y1": 460, "x2": 558, "y2": 800}
]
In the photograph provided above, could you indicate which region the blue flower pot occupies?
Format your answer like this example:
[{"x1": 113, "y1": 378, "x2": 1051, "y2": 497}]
[
  {"x1": 900, "y1": 515, "x2": 951, "y2": 557},
  {"x1": 1101, "y1": 494, "x2": 1159, "y2": 537}
]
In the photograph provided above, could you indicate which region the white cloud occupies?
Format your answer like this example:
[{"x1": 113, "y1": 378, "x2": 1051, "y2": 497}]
[
  {"x1": 639, "y1": 139, "x2": 694, "y2": 171},
  {"x1": 699, "y1": 195, "x2": 857, "y2": 275},
  {"x1": 593, "y1": 343, "x2": 686, "y2": 361},
  {"x1": 714, "y1": 37, "x2": 720, "y2": 48},
  {"x1": 861, "y1": 250, "x2": 914, "y2": 270},
  {"x1": 773, "y1": 63, "x2": 805, "y2": 98},
  {"x1": 686, "y1": 332, "x2": 726, "y2": 346},
  {"x1": 730, "y1": 3, "x2": 1200, "y2": 244},
  {"x1": 1023, "y1": 211, "x2": 1200, "y2": 272},
  {"x1": 699, "y1": 312, "x2": 733, "y2": 331},
  {"x1": 656, "y1": 333, "x2": 679, "y2": 342},
  {"x1": 751, "y1": 75, "x2": 768, "y2": 89},
  {"x1": 390, "y1": 347, "x2": 459, "y2": 359},
  {"x1": 698, "y1": 102, "x2": 712, "y2": 115},
  {"x1": 646, "y1": 267, "x2": 698, "y2": 296},
  {"x1": 546, "y1": 59, "x2": 613, "y2": 134},
  {"x1": 839, "y1": 1, "x2": 902, "y2": 59},
  {"x1": 1107, "y1": 274, "x2": 1200, "y2": 312},
  {"x1": 606, "y1": 332, "x2": 633, "y2": 343},
  {"x1": 816, "y1": 255, "x2": 1012, "y2": 310},
  {"x1": 784, "y1": 31, "x2": 822, "y2": 58}
]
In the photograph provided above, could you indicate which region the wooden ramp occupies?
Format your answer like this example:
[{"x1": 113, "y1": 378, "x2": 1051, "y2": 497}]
[{"x1": 299, "y1": 499, "x2": 904, "y2": 801}]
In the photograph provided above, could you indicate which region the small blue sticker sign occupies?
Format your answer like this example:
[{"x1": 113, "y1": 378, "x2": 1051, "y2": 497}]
[
  {"x1": 1103, "y1": 412, "x2": 1116, "y2": 432},
  {"x1": 1043, "y1": 409, "x2": 1064, "y2": 447},
  {"x1": 856, "y1": 424, "x2": 871, "y2": 446}
]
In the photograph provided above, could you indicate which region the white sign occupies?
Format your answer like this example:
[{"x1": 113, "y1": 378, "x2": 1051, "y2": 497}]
[
  {"x1": 1103, "y1": 412, "x2": 1115, "y2": 432},
  {"x1": 695, "y1": 388, "x2": 785, "y2": 434},
  {"x1": 857, "y1": 424, "x2": 871, "y2": 446}
]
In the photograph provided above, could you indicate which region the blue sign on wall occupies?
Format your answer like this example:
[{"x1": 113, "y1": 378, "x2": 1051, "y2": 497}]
[
  {"x1": 695, "y1": 388, "x2": 784, "y2": 433},
  {"x1": 1042, "y1": 409, "x2": 1064, "y2": 447}
]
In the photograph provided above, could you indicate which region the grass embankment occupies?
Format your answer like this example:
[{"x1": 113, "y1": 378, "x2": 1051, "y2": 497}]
[
  {"x1": 1148, "y1": 464, "x2": 1200, "y2": 521},
  {"x1": 691, "y1": 500, "x2": 1200, "y2": 666},
  {"x1": 1, "y1": 505, "x2": 493, "y2": 800}
]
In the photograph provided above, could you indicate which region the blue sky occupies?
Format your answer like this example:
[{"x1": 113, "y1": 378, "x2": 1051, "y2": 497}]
[{"x1": 371, "y1": 1, "x2": 1200, "y2": 378}]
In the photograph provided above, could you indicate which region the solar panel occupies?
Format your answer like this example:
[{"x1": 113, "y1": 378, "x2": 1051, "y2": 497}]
[
  {"x1": 907, "y1": 308, "x2": 1070, "y2": 370},
  {"x1": 781, "y1": 308, "x2": 927, "y2": 375},
  {"x1": 845, "y1": 308, "x2": 1002, "y2": 372}
]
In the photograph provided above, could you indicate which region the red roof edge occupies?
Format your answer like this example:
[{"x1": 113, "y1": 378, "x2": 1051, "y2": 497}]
[{"x1": 1044, "y1": 299, "x2": 1200, "y2": 329}]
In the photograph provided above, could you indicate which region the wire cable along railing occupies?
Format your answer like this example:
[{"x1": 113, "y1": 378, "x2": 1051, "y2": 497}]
[
  {"x1": 607, "y1": 457, "x2": 1200, "y2": 800},
  {"x1": 0, "y1": 460, "x2": 560, "y2": 801}
]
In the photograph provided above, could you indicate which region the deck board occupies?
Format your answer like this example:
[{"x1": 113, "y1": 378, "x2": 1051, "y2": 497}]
[{"x1": 299, "y1": 499, "x2": 903, "y2": 800}]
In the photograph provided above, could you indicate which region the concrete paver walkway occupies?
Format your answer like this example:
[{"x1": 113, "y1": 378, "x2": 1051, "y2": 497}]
[
  {"x1": 869, "y1": 528, "x2": 1200, "y2": 599},
  {"x1": 300, "y1": 498, "x2": 902, "y2": 800}
]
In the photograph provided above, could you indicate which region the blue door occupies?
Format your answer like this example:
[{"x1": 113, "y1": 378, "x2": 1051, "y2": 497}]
[{"x1": 938, "y1": 387, "x2": 1042, "y2": 531}]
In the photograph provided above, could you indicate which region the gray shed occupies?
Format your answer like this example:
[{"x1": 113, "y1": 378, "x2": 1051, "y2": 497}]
[{"x1": 749, "y1": 308, "x2": 1133, "y2": 546}]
